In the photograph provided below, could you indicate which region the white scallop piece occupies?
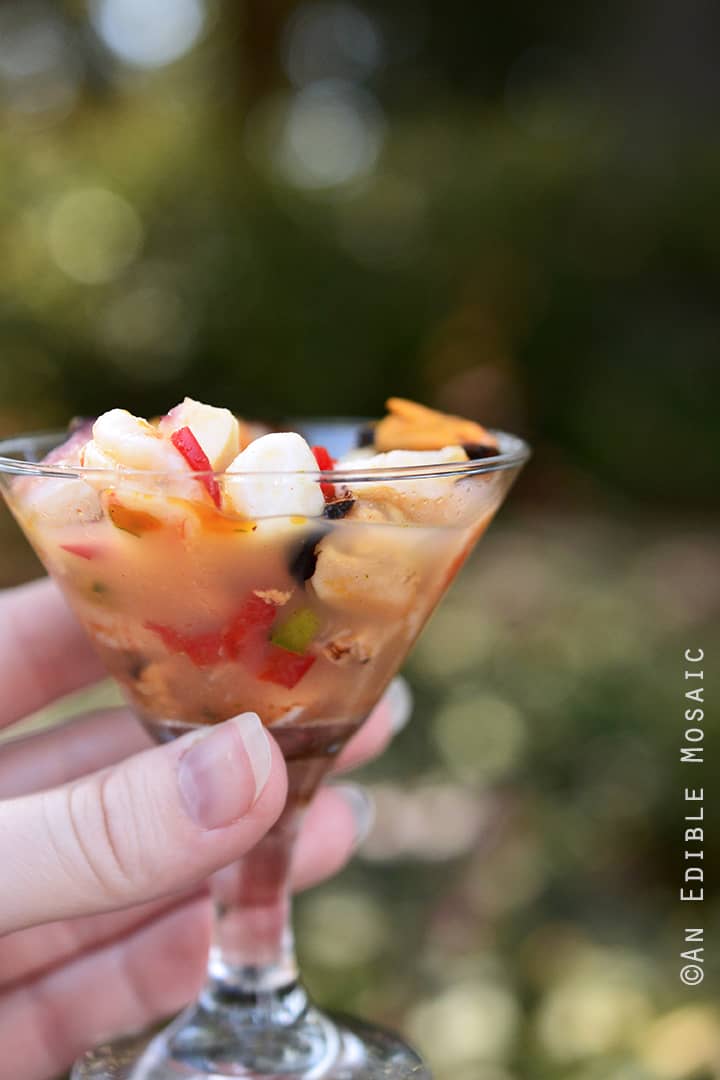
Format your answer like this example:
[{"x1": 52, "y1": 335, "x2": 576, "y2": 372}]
[
  {"x1": 159, "y1": 397, "x2": 240, "y2": 471},
  {"x1": 224, "y1": 432, "x2": 325, "y2": 519},
  {"x1": 338, "y1": 445, "x2": 470, "y2": 511},
  {"x1": 20, "y1": 476, "x2": 102, "y2": 526},
  {"x1": 311, "y1": 527, "x2": 420, "y2": 617},
  {"x1": 82, "y1": 408, "x2": 199, "y2": 500},
  {"x1": 91, "y1": 409, "x2": 187, "y2": 471},
  {"x1": 82, "y1": 441, "x2": 118, "y2": 471}
]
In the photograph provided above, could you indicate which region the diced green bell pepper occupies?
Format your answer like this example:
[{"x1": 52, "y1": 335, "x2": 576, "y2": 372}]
[{"x1": 270, "y1": 608, "x2": 320, "y2": 655}]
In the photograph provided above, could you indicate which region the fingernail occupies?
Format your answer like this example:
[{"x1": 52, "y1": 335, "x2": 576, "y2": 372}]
[
  {"x1": 335, "y1": 783, "x2": 375, "y2": 846},
  {"x1": 178, "y1": 713, "x2": 272, "y2": 830},
  {"x1": 386, "y1": 677, "x2": 412, "y2": 735}
]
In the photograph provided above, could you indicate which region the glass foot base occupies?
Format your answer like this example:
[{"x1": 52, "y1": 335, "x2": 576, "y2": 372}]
[{"x1": 71, "y1": 1013, "x2": 430, "y2": 1079}]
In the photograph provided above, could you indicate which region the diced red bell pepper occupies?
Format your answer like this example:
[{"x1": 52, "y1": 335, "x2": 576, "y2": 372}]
[
  {"x1": 171, "y1": 426, "x2": 222, "y2": 508},
  {"x1": 60, "y1": 541, "x2": 97, "y2": 560},
  {"x1": 223, "y1": 593, "x2": 278, "y2": 661},
  {"x1": 183, "y1": 631, "x2": 226, "y2": 666},
  {"x1": 259, "y1": 646, "x2": 316, "y2": 689},
  {"x1": 145, "y1": 621, "x2": 224, "y2": 666},
  {"x1": 145, "y1": 593, "x2": 319, "y2": 686},
  {"x1": 146, "y1": 621, "x2": 186, "y2": 652},
  {"x1": 311, "y1": 445, "x2": 335, "y2": 501},
  {"x1": 146, "y1": 592, "x2": 279, "y2": 669}
]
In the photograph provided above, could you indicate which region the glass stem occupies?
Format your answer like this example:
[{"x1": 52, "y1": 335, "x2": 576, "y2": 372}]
[{"x1": 202, "y1": 805, "x2": 308, "y2": 1025}]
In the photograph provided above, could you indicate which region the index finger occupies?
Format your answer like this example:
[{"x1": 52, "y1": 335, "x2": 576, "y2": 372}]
[{"x1": 0, "y1": 577, "x2": 105, "y2": 730}]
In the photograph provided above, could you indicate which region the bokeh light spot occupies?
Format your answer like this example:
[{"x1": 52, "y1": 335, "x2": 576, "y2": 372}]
[
  {"x1": 90, "y1": 0, "x2": 205, "y2": 69},
  {"x1": 47, "y1": 187, "x2": 143, "y2": 285},
  {"x1": 298, "y1": 890, "x2": 389, "y2": 967},
  {"x1": 283, "y1": 2, "x2": 383, "y2": 88},
  {"x1": 100, "y1": 282, "x2": 191, "y2": 380},
  {"x1": 637, "y1": 1006, "x2": 720, "y2": 1078},
  {"x1": 0, "y1": 3, "x2": 81, "y2": 122},
  {"x1": 536, "y1": 973, "x2": 652, "y2": 1062},
  {"x1": 276, "y1": 80, "x2": 385, "y2": 189},
  {"x1": 433, "y1": 692, "x2": 527, "y2": 783},
  {"x1": 408, "y1": 982, "x2": 519, "y2": 1069},
  {"x1": 361, "y1": 782, "x2": 488, "y2": 862}
]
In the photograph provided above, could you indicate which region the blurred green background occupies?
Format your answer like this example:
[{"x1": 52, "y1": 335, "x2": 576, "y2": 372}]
[{"x1": 1, "y1": 1, "x2": 719, "y2": 1077}]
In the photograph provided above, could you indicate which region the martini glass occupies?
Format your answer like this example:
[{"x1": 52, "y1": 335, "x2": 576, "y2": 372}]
[{"x1": 0, "y1": 420, "x2": 529, "y2": 1080}]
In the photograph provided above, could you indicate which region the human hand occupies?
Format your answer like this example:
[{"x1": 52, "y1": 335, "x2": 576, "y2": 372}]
[{"x1": 0, "y1": 578, "x2": 411, "y2": 1080}]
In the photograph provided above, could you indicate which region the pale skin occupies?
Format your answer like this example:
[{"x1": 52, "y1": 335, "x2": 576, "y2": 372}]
[{"x1": 0, "y1": 579, "x2": 402, "y2": 1080}]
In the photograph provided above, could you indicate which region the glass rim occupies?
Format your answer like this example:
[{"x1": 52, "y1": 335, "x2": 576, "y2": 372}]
[{"x1": 0, "y1": 426, "x2": 531, "y2": 483}]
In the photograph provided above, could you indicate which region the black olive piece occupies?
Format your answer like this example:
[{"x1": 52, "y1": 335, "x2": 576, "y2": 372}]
[
  {"x1": 462, "y1": 442, "x2": 499, "y2": 460},
  {"x1": 123, "y1": 651, "x2": 149, "y2": 681},
  {"x1": 289, "y1": 527, "x2": 328, "y2": 583},
  {"x1": 323, "y1": 498, "x2": 355, "y2": 520},
  {"x1": 356, "y1": 423, "x2": 376, "y2": 448}
]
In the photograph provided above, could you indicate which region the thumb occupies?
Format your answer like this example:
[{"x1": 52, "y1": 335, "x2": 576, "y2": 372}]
[{"x1": 0, "y1": 713, "x2": 287, "y2": 934}]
